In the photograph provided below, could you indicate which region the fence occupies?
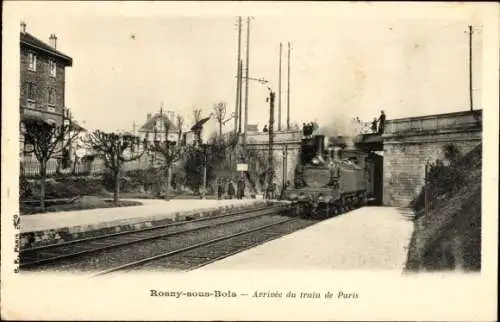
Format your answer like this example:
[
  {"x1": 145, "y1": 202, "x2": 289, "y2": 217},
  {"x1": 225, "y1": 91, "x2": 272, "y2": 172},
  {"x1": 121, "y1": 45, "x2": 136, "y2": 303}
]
[
  {"x1": 419, "y1": 158, "x2": 465, "y2": 225},
  {"x1": 20, "y1": 154, "x2": 162, "y2": 178}
]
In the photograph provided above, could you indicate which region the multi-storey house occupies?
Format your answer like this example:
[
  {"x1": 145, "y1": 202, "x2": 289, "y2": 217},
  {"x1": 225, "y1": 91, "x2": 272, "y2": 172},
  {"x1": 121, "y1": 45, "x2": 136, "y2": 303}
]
[
  {"x1": 20, "y1": 22, "x2": 73, "y2": 170},
  {"x1": 20, "y1": 22, "x2": 72, "y2": 126}
]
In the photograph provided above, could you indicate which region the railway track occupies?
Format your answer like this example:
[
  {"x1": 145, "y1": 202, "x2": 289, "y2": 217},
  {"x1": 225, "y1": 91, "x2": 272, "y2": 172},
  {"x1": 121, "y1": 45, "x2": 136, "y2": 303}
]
[
  {"x1": 95, "y1": 216, "x2": 316, "y2": 276},
  {"x1": 20, "y1": 204, "x2": 291, "y2": 270}
]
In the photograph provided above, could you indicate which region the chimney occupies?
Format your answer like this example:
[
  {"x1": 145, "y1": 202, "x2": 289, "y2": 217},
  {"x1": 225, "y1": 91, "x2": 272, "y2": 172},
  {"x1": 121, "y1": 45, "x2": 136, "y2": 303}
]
[
  {"x1": 21, "y1": 21, "x2": 27, "y2": 33},
  {"x1": 147, "y1": 113, "x2": 152, "y2": 121},
  {"x1": 49, "y1": 33, "x2": 57, "y2": 49}
]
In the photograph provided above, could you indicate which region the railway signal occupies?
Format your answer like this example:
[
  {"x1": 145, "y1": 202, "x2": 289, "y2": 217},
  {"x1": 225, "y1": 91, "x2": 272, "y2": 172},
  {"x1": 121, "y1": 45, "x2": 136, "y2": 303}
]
[{"x1": 267, "y1": 90, "x2": 275, "y2": 198}]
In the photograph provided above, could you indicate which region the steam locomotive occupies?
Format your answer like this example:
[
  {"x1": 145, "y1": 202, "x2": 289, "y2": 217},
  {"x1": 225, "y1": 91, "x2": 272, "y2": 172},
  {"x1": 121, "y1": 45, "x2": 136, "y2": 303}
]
[{"x1": 282, "y1": 133, "x2": 377, "y2": 217}]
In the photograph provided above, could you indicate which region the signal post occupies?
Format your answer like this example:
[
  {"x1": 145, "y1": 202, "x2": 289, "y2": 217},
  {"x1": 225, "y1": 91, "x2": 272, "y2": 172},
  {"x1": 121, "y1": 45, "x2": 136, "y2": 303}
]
[{"x1": 267, "y1": 90, "x2": 275, "y2": 199}]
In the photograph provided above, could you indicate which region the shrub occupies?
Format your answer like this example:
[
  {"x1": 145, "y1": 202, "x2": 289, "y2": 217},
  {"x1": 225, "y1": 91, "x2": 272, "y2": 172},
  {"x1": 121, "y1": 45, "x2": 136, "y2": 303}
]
[{"x1": 409, "y1": 144, "x2": 472, "y2": 214}]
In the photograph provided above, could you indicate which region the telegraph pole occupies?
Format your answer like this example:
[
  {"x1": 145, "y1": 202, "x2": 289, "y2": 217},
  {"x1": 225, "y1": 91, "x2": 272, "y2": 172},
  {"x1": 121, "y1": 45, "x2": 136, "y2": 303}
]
[
  {"x1": 278, "y1": 43, "x2": 282, "y2": 131},
  {"x1": 286, "y1": 42, "x2": 291, "y2": 130},
  {"x1": 244, "y1": 17, "x2": 251, "y2": 143},
  {"x1": 468, "y1": 25, "x2": 474, "y2": 112},
  {"x1": 234, "y1": 17, "x2": 242, "y2": 133}
]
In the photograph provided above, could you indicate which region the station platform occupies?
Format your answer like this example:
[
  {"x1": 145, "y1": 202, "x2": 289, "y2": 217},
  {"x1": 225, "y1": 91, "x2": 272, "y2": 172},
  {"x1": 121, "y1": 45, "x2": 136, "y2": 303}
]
[
  {"x1": 199, "y1": 207, "x2": 414, "y2": 271},
  {"x1": 20, "y1": 198, "x2": 272, "y2": 250}
]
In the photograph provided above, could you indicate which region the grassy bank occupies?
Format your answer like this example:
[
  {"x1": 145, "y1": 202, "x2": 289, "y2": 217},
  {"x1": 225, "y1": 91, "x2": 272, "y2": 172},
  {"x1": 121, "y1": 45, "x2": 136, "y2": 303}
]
[
  {"x1": 405, "y1": 144, "x2": 481, "y2": 272},
  {"x1": 20, "y1": 196, "x2": 143, "y2": 215}
]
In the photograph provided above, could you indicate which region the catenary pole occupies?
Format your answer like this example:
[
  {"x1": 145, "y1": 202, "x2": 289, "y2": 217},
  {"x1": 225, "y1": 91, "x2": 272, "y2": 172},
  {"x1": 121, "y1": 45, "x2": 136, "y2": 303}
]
[
  {"x1": 234, "y1": 17, "x2": 242, "y2": 133},
  {"x1": 287, "y1": 42, "x2": 291, "y2": 130},
  {"x1": 468, "y1": 25, "x2": 474, "y2": 112},
  {"x1": 244, "y1": 17, "x2": 251, "y2": 144},
  {"x1": 278, "y1": 42, "x2": 282, "y2": 131},
  {"x1": 238, "y1": 60, "x2": 243, "y2": 133}
]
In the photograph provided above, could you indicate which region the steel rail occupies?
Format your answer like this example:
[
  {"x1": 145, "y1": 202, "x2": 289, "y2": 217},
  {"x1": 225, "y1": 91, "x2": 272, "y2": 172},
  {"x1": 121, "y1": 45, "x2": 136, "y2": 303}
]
[
  {"x1": 22, "y1": 203, "x2": 284, "y2": 253},
  {"x1": 186, "y1": 220, "x2": 308, "y2": 271},
  {"x1": 21, "y1": 204, "x2": 292, "y2": 268},
  {"x1": 93, "y1": 217, "x2": 297, "y2": 276}
]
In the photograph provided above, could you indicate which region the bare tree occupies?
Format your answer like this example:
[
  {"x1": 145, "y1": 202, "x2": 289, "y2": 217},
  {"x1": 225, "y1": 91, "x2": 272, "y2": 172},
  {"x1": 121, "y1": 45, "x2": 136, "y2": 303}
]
[
  {"x1": 193, "y1": 106, "x2": 202, "y2": 123},
  {"x1": 83, "y1": 130, "x2": 144, "y2": 203},
  {"x1": 191, "y1": 107, "x2": 205, "y2": 146},
  {"x1": 22, "y1": 119, "x2": 83, "y2": 210},
  {"x1": 213, "y1": 101, "x2": 227, "y2": 137},
  {"x1": 148, "y1": 118, "x2": 185, "y2": 197}
]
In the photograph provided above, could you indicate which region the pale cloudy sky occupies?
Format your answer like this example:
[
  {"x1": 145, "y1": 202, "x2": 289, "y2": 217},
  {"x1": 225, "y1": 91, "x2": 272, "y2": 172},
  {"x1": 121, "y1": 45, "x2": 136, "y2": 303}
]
[{"x1": 8, "y1": 2, "x2": 484, "y2": 135}]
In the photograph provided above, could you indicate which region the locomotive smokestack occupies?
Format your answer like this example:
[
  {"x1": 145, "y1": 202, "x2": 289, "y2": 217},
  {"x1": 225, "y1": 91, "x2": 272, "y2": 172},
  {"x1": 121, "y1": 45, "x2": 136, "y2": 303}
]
[{"x1": 314, "y1": 135, "x2": 325, "y2": 160}]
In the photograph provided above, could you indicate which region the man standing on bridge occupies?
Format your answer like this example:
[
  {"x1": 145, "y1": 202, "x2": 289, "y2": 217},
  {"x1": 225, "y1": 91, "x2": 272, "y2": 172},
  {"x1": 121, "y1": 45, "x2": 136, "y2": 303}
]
[
  {"x1": 371, "y1": 117, "x2": 378, "y2": 133},
  {"x1": 378, "y1": 110, "x2": 386, "y2": 134}
]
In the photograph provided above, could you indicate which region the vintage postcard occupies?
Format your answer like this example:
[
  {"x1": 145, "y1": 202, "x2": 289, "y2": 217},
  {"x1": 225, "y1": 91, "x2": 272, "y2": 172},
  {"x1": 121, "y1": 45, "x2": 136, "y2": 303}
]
[{"x1": 1, "y1": 1, "x2": 498, "y2": 321}]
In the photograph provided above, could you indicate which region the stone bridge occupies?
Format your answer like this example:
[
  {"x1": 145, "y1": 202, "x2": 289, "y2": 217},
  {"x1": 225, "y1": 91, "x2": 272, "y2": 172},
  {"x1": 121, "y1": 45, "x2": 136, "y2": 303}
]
[
  {"x1": 247, "y1": 110, "x2": 482, "y2": 207},
  {"x1": 380, "y1": 110, "x2": 482, "y2": 207}
]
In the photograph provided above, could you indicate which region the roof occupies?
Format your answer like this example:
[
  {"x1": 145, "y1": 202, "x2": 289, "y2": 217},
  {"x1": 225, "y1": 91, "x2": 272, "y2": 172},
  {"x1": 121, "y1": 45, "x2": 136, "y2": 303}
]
[
  {"x1": 190, "y1": 116, "x2": 211, "y2": 131},
  {"x1": 139, "y1": 113, "x2": 179, "y2": 132},
  {"x1": 69, "y1": 121, "x2": 87, "y2": 132},
  {"x1": 20, "y1": 32, "x2": 73, "y2": 66}
]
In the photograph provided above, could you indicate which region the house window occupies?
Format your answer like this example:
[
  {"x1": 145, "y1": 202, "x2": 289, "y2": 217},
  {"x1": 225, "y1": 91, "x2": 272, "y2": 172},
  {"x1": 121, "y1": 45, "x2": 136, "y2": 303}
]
[
  {"x1": 49, "y1": 60, "x2": 57, "y2": 77},
  {"x1": 28, "y1": 52, "x2": 37, "y2": 71},
  {"x1": 26, "y1": 82, "x2": 36, "y2": 101},
  {"x1": 48, "y1": 88, "x2": 56, "y2": 106}
]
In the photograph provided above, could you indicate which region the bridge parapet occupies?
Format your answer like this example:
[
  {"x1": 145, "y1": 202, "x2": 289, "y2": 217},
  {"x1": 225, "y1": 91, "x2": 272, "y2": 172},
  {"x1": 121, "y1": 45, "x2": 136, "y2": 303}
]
[{"x1": 384, "y1": 110, "x2": 482, "y2": 137}]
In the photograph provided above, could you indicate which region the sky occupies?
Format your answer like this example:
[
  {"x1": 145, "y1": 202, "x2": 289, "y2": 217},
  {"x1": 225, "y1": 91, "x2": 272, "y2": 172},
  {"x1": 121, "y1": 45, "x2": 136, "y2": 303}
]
[{"x1": 8, "y1": 2, "x2": 484, "y2": 136}]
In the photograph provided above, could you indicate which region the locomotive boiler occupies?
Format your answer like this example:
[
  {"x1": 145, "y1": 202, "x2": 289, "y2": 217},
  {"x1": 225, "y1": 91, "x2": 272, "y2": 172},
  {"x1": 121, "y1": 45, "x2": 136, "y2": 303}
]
[{"x1": 282, "y1": 133, "x2": 374, "y2": 217}]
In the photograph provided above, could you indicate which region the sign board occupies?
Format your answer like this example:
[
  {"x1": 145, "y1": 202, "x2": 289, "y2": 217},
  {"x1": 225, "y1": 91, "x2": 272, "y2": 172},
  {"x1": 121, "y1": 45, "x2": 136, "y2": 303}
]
[{"x1": 237, "y1": 163, "x2": 248, "y2": 172}]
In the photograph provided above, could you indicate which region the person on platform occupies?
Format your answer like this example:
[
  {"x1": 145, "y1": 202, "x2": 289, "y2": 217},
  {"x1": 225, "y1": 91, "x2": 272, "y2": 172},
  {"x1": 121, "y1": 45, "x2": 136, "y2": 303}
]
[
  {"x1": 227, "y1": 180, "x2": 235, "y2": 199},
  {"x1": 265, "y1": 184, "x2": 273, "y2": 200},
  {"x1": 262, "y1": 125, "x2": 268, "y2": 133},
  {"x1": 378, "y1": 110, "x2": 386, "y2": 134},
  {"x1": 271, "y1": 181, "x2": 277, "y2": 199},
  {"x1": 279, "y1": 180, "x2": 291, "y2": 200},
  {"x1": 239, "y1": 178, "x2": 246, "y2": 199},
  {"x1": 217, "y1": 179, "x2": 225, "y2": 200}
]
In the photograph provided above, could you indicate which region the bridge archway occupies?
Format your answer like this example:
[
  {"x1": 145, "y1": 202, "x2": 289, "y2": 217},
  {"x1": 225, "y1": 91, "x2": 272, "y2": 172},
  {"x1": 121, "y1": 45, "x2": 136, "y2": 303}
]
[{"x1": 366, "y1": 152, "x2": 384, "y2": 205}]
